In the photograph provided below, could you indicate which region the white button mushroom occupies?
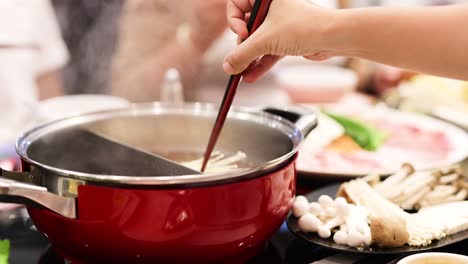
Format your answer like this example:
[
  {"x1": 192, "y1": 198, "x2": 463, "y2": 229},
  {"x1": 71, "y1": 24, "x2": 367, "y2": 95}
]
[
  {"x1": 356, "y1": 222, "x2": 370, "y2": 234},
  {"x1": 318, "y1": 225, "x2": 332, "y2": 238},
  {"x1": 363, "y1": 230, "x2": 372, "y2": 246},
  {"x1": 318, "y1": 195, "x2": 334, "y2": 208},
  {"x1": 335, "y1": 197, "x2": 348, "y2": 207},
  {"x1": 325, "y1": 207, "x2": 337, "y2": 218},
  {"x1": 340, "y1": 224, "x2": 348, "y2": 233},
  {"x1": 292, "y1": 196, "x2": 310, "y2": 217},
  {"x1": 335, "y1": 200, "x2": 350, "y2": 216},
  {"x1": 347, "y1": 230, "x2": 364, "y2": 247},
  {"x1": 309, "y1": 202, "x2": 322, "y2": 215},
  {"x1": 291, "y1": 193, "x2": 372, "y2": 249},
  {"x1": 333, "y1": 230, "x2": 347, "y2": 245},
  {"x1": 298, "y1": 213, "x2": 322, "y2": 232}
]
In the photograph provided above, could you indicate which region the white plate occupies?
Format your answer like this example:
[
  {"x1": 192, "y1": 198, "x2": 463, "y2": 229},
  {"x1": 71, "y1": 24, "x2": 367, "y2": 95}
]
[
  {"x1": 397, "y1": 252, "x2": 468, "y2": 264},
  {"x1": 37, "y1": 94, "x2": 130, "y2": 123},
  {"x1": 432, "y1": 105, "x2": 468, "y2": 130},
  {"x1": 275, "y1": 64, "x2": 358, "y2": 103},
  {"x1": 298, "y1": 105, "x2": 468, "y2": 178},
  {"x1": 0, "y1": 95, "x2": 129, "y2": 151}
]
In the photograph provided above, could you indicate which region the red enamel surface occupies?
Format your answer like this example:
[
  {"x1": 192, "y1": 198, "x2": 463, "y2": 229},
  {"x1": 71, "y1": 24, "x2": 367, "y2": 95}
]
[{"x1": 27, "y1": 159, "x2": 296, "y2": 263}]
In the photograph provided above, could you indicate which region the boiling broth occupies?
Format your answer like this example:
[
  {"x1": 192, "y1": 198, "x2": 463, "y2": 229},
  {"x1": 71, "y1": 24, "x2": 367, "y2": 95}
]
[{"x1": 152, "y1": 150, "x2": 252, "y2": 170}]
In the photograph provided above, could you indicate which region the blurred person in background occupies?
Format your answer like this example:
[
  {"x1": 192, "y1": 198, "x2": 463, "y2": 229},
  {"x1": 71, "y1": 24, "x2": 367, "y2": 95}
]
[
  {"x1": 109, "y1": 0, "x2": 291, "y2": 105},
  {"x1": 51, "y1": 0, "x2": 290, "y2": 105},
  {"x1": 50, "y1": 0, "x2": 359, "y2": 105},
  {"x1": 51, "y1": 0, "x2": 468, "y2": 105},
  {"x1": 110, "y1": 0, "x2": 227, "y2": 102},
  {"x1": 52, "y1": 0, "x2": 123, "y2": 96},
  {"x1": 0, "y1": 0, "x2": 68, "y2": 142}
]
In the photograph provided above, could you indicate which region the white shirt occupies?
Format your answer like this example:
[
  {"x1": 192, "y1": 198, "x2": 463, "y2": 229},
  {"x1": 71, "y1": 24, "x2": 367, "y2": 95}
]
[{"x1": 0, "y1": 0, "x2": 68, "y2": 143}]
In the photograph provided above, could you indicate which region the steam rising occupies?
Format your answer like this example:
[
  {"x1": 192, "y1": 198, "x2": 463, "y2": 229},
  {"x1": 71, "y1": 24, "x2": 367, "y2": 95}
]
[
  {"x1": 52, "y1": 0, "x2": 124, "y2": 95},
  {"x1": 52, "y1": 0, "x2": 219, "y2": 102}
]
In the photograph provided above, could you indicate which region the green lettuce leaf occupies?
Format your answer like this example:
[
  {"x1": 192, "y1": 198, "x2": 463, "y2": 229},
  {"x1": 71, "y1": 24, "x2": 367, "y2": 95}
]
[
  {"x1": 0, "y1": 240, "x2": 10, "y2": 264},
  {"x1": 325, "y1": 112, "x2": 387, "y2": 151}
]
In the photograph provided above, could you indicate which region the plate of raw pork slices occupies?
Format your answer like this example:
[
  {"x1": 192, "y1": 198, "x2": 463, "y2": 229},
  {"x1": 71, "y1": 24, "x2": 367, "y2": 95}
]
[{"x1": 297, "y1": 104, "x2": 468, "y2": 178}]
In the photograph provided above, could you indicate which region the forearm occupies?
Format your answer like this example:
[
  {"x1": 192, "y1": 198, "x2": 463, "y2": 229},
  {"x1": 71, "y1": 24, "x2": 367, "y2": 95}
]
[{"x1": 331, "y1": 5, "x2": 468, "y2": 80}]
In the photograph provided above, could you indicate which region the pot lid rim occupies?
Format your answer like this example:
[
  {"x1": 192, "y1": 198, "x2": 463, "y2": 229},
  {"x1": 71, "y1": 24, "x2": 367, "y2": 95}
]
[{"x1": 15, "y1": 102, "x2": 308, "y2": 186}]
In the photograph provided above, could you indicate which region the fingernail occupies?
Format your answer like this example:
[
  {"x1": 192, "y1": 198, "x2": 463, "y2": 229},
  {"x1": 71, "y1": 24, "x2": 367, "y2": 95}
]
[{"x1": 223, "y1": 61, "x2": 234, "y2": 74}]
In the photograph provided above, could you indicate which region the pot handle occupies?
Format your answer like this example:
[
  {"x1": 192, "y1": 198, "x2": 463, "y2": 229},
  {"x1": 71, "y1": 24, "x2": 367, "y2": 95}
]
[
  {"x1": 0, "y1": 167, "x2": 76, "y2": 219},
  {"x1": 262, "y1": 105, "x2": 318, "y2": 137}
]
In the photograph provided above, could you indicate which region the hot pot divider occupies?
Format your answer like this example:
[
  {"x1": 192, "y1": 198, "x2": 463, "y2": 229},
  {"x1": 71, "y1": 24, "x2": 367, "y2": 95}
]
[{"x1": 26, "y1": 129, "x2": 201, "y2": 176}]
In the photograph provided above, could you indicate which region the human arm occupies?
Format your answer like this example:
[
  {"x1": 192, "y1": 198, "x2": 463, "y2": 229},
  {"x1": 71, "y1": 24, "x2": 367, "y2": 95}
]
[{"x1": 224, "y1": 0, "x2": 468, "y2": 82}]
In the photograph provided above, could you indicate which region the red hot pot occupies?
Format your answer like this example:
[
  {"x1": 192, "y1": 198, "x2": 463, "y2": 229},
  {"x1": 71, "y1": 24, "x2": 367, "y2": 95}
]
[{"x1": 0, "y1": 103, "x2": 317, "y2": 263}]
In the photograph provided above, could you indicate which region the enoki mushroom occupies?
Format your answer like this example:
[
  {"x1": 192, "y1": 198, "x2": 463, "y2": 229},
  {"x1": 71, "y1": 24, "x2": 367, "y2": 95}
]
[
  {"x1": 181, "y1": 151, "x2": 247, "y2": 173},
  {"x1": 364, "y1": 164, "x2": 468, "y2": 210}
]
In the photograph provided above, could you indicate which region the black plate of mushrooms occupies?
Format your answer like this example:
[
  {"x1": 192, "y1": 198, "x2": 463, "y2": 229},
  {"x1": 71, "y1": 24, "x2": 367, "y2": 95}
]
[{"x1": 287, "y1": 165, "x2": 468, "y2": 254}]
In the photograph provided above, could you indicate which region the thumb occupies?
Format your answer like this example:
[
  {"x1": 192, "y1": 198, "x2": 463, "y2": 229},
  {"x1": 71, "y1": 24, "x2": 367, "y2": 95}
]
[{"x1": 223, "y1": 28, "x2": 268, "y2": 75}]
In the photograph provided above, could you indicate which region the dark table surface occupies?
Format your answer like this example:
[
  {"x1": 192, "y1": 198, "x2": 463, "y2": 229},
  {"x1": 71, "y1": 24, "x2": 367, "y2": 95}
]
[
  {"x1": 2, "y1": 173, "x2": 467, "y2": 264},
  {"x1": 2, "y1": 150, "x2": 467, "y2": 263},
  {"x1": 2, "y1": 104, "x2": 467, "y2": 263},
  {"x1": 2, "y1": 210, "x2": 468, "y2": 264}
]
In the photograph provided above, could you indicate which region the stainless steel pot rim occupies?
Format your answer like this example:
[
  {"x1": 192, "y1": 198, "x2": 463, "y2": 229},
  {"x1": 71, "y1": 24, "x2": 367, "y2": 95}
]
[{"x1": 16, "y1": 102, "x2": 306, "y2": 186}]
